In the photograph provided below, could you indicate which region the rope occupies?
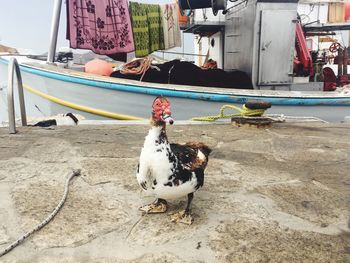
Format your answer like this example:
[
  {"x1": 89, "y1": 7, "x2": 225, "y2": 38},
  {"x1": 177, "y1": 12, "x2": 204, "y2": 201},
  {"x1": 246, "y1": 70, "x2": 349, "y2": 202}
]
[
  {"x1": 120, "y1": 57, "x2": 151, "y2": 75},
  {"x1": 191, "y1": 104, "x2": 266, "y2": 122},
  {"x1": 201, "y1": 59, "x2": 218, "y2": 70},
  {"x1": 0, "y1": 169, "x2": 81, "y2": 258},
  {"x1": 120, "y1": 57, "x2": 160, "y2": 81}
]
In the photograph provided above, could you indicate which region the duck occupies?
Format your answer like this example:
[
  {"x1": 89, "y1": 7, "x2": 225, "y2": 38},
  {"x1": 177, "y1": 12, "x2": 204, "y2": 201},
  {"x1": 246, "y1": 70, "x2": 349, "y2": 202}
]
[{"x1": 136, "y1": 96, "x2": 211, "y2": 225}]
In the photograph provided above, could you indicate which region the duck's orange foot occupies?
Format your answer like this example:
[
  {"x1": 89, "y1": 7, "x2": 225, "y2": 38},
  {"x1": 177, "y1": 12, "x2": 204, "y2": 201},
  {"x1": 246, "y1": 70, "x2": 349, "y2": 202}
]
[
  {"x1": 139, "y1": 201, "x2": 167, "y2": 214},
  {"x1": 170, "y1": 210, "x2": 194, "y2": 225}
]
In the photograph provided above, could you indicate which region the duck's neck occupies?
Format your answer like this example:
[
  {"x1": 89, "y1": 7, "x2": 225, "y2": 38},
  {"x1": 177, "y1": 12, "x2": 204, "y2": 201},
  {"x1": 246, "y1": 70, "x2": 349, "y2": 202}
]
[{"x1": 146, "y1": 125, "x2": 168, "y2": 146}]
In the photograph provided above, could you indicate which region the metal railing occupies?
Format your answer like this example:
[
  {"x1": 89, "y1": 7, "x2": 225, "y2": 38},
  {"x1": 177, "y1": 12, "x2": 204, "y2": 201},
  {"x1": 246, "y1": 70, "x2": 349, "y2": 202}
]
[{"x1": 7, "y1": 58, "x2": 27, "y2": 134}]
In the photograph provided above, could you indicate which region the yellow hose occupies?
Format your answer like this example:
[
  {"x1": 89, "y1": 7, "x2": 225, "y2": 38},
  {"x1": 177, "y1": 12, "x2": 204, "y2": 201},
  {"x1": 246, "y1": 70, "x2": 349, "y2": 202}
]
[
  {"x1": 23, "y1": 84, "x2": 143, "y2": 120},
  {"x1": 23, "y1": 84, "x2": 265, "y2": 122},
  {"x1": 191, "y1": 105, "x2": 266, "y2": 122}
]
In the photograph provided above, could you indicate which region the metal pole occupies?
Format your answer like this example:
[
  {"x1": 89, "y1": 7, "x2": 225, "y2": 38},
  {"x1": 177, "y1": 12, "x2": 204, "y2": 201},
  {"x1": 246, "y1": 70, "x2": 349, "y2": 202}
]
[
  {"x1": 15, "y1": 62, "x2": 27, "y2": 126},
  {"x1": 7, "y1": 59, "x2": 16, "y2": 134},
  {"x1": 47, "y1": 0, "x2": 63, "y2": 64},
  {"x1": 7, "y1": 58, "x2": 27, "y2": 134},
  {"x1": 338, "y1": 48, "x2": 343, "y2": 77},
  {"x1": 156, "y1": 50, "x2": 208, "y2": 57}
]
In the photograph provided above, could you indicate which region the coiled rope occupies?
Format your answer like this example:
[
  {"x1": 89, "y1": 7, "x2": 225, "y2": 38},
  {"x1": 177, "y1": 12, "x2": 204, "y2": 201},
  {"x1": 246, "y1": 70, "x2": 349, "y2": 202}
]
[
  {"x1": 120, "y1": 57, "x2": 160, "y2": 81},
  {"x1": 191, "y1": 104, "x2": 266, "y2": 122},
  {"x1": 0, "y1": 169, "x2": 81, "y2": 257}
]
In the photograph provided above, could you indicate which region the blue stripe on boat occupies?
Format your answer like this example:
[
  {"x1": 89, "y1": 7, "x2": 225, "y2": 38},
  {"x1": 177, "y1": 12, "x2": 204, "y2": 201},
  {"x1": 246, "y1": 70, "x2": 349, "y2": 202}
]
[{"x1": 1, "y1": 57, "x2": 350, "y2": 106}]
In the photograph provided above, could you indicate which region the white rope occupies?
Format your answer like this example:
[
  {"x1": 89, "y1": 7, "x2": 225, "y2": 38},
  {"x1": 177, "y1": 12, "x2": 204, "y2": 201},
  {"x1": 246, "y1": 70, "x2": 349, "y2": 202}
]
[
  {"x1": 266, "y1": 114, "x2": 328, "y2": 123},
  {"x1": 0, "y1": 169, "x2": 81, "y2": 257}
]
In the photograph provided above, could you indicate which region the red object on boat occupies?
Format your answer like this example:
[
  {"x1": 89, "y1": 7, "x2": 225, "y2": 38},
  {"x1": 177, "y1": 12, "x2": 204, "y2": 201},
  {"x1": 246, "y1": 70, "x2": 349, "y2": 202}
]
[
  {"x1": 339, "y1": 75, "x2": 350, "y2": 87},
  {"x1": 345, "y1": 2, "x2": 350, "y2": 21},
  {"x1": 295, "y1": 20, "x2": 314, "y2": 77},
  {"x1": 178, "y1": 4, "x2": 189, "y2": 25},
  {"x1": 85, "y1": 59, "x2": 114, "y2": 76},
  {"x1": 201, "y1": 59, "x2": 218, "y2": 70},
  {"x1": 322, "y1": 67, "x2": 337, "y2": 91}
]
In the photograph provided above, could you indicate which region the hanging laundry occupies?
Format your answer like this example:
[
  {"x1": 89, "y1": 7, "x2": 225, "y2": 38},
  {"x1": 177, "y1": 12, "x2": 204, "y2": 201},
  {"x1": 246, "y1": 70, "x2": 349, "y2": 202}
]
[
  {"x1": 129, "y1": 2, "x2": 165, "y2": 57},
  {"x1": 160, "y1": 3, "x2": 181, "y2": 50},
  {"x1": 66, "y1": 0, "x2": 134, "y2": 55}
]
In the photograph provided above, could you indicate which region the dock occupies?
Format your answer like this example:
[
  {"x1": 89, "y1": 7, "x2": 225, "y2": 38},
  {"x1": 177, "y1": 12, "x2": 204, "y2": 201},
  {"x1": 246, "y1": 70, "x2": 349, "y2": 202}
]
[{"x1": 0, "y1": 122, "x2": 349, "y2": 262}]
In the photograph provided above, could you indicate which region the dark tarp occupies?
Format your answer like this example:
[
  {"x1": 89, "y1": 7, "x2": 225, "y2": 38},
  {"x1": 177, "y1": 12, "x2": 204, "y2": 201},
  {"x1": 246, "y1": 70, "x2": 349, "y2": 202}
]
[{"x1": 110, "y1": 60, "x2": 253, "y2": 89}]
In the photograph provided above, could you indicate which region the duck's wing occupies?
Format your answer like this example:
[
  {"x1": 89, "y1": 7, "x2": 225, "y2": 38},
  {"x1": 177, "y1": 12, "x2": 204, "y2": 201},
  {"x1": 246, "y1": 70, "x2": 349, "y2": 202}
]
[
  {"x1": 170, "y1": 142, "x2": 211, "y2": 171},
  {"x1": 170, "y1": 143, "x2": 197, "y2": 170},
  {"x1": 170, "y1": 142, "x2": 211, "y2": 190}
]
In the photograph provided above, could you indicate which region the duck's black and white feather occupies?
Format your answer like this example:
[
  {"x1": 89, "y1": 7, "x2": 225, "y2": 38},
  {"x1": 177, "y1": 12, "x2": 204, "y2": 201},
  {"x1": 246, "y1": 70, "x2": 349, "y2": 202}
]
[{"x1": 136, "y1": 126, "x2": 211, "y2": 200}]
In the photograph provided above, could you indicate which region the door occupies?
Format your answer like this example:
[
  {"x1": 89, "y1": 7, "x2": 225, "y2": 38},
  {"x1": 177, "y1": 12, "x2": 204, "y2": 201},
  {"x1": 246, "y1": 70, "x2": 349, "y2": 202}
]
[{"x1": 258, "y1": 10, "x2": 296, "y2": 85}]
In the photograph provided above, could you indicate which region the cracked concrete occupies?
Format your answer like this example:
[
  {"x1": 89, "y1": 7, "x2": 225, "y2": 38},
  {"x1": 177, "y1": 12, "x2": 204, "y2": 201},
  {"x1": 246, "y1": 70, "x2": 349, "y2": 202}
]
[{"x1": 0, "y1": 122, "x2": 349, "y2": 262}]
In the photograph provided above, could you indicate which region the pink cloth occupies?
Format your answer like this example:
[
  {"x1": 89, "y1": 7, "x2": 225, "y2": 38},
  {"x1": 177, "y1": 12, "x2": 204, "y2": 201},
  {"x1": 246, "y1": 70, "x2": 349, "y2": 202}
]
[{"x1": 67, "y1": 0, "x2": 134, "y2": 55}]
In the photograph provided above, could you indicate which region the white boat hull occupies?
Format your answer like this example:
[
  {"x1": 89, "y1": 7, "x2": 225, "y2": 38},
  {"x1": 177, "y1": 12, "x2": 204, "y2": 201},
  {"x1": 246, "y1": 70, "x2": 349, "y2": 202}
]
[{"x1": 1, "y1": 57, "x2": 350, "y2": 122}]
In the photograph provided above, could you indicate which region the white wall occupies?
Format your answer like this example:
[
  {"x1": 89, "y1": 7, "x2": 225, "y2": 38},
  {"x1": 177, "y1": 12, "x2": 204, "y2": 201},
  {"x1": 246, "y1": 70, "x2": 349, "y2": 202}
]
[
  {"x1": 298, "y1": 3, "x2": 329, "y2": 24},
  {"x1": 153, "y1": 32, "x2": 195, "y2": 62},
  {"x1": 194, "y1": 8, "x2": 226, "y2": 23},
  {"x1": 193, "y1": 32, "x2": 223, "y2": 68}
]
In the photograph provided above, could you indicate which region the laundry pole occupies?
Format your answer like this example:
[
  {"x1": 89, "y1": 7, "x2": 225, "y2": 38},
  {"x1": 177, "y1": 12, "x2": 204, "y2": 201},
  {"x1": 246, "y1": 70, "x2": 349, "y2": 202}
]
[{"x1": 47, "y1": 0, "x2": 63, "y2": 64}]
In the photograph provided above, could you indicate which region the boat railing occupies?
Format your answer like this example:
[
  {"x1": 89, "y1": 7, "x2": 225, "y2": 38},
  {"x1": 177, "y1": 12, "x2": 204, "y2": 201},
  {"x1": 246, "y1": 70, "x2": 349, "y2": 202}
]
[{"x1": 7, "y1": 57, "x2": 27, "y2": 134}]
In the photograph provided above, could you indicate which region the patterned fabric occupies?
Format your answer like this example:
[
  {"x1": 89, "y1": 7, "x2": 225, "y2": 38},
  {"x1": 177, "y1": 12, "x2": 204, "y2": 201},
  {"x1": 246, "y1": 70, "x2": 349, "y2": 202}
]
[
  {"x1": 160, "y1": 4, "x2": 181, "y2": 50},
  {"x1": 147, "y1": 4, "x2": 165, "y2": 53},
  {"x1": 67, "y1": 0, "x2": 134, "y2": 55},
  {"x1": 129, "y1": 2, "x2": 149, "y2": 57},
  {"x1": 130, "y1": 2, "x2": 165, "y2": 57}
]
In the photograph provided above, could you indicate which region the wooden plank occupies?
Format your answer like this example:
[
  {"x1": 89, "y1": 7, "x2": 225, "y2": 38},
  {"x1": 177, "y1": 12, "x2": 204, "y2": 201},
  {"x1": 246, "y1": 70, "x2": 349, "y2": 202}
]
[{"x1": 328, "y1": 3, "x2": 345, "y2": 23}]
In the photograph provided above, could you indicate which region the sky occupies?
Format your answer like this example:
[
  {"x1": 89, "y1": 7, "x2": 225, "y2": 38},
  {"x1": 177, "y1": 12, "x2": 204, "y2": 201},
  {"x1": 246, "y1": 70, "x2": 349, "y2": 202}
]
[{"x1": 0, "y1": 0, "x2": 185, "y2": 54}]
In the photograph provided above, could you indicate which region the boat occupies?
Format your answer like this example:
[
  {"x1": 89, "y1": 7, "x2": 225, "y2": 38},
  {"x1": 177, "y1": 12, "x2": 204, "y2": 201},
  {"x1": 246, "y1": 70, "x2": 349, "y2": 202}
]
[{"x1": 0, "y1": 0, "x2": 350, "y2": 123}]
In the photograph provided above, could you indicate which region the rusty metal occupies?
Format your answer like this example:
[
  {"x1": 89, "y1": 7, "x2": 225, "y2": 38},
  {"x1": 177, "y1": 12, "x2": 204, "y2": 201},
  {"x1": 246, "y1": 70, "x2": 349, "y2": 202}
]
[
  {"x1": 231, "y1": 116, "x2": 273, "y2": 128},
  {"x1": 343, "y1": 48, "x2": 348, "y2": 76}
]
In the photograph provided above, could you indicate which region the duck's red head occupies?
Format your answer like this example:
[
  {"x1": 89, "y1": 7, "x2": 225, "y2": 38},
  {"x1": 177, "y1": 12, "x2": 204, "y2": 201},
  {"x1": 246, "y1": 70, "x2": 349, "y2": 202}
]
[{"x1": 151, "y1": 96, "x2": 174, "y2": 125}]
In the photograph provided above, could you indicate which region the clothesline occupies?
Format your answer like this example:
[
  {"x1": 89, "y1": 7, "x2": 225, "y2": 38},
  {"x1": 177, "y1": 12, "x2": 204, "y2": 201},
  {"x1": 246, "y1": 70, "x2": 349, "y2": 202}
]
[{"x1": 66, "y1": 0, "x2": 182, "y2": 60}]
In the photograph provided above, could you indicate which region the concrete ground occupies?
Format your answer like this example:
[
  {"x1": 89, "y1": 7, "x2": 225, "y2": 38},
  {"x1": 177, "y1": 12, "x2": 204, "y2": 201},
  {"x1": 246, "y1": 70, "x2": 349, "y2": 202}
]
[{"x1": 0, "y1": 122, "x2": 349, "y2": 262}]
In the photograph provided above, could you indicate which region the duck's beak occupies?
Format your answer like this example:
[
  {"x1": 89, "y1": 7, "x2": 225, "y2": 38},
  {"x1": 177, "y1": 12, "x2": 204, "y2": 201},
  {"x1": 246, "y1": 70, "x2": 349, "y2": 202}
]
[{"x1": 162, "y1": 113, "x2": 174, "y2": 125}]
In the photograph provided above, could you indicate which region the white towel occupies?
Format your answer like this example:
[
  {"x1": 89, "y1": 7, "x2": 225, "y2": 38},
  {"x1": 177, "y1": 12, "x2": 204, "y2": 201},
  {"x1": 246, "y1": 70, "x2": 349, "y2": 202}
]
[{"x1": 161, "y1": 4, "x2": 181, "y2": 50}]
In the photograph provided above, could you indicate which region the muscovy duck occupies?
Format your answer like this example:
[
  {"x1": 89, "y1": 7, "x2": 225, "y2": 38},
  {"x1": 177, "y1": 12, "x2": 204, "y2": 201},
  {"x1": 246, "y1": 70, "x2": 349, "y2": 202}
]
[{"x1": 136, "y1": 97, "x2": 211, "y2": 225}]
